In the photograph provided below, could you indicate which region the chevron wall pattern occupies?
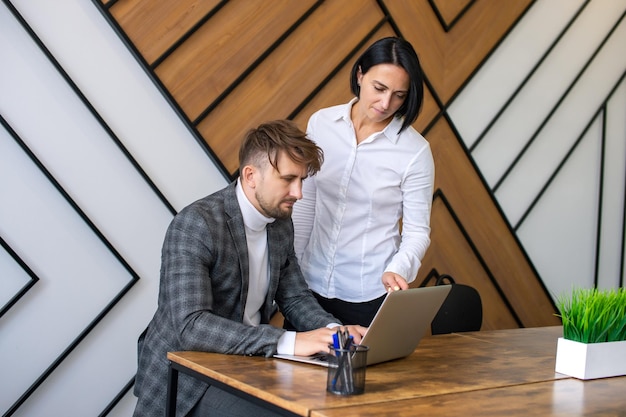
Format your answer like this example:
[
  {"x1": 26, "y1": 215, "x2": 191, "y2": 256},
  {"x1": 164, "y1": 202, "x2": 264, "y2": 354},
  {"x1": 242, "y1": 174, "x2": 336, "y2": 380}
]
[{"x1": 1, "y1": 0, "x2": 624, "y2": 415}]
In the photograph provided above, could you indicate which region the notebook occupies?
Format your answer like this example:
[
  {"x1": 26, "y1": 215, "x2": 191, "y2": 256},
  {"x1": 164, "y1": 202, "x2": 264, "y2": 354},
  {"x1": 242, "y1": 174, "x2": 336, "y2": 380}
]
[{"x1": 274, "y1": 285, "x2": 452, "y2": 366}]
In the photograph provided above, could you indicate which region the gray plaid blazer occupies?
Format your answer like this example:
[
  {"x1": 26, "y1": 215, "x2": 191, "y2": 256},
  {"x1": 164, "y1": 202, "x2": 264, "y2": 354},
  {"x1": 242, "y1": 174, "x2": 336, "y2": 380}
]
[{"x1": 133, "y1": 181, "x2": 337, "y2": 417}]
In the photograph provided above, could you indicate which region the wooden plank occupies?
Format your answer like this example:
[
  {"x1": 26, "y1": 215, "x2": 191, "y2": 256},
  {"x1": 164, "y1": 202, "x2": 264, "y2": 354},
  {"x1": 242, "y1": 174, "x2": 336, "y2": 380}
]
[
  {"x1": 426, "y1": 118, "x2": 560, "y2": 327},
  {"x1": 155, "y1": 0, "x2": 317, "y2": 121},
  {"x1": 168, "y1": 327, "x2": 566, "y2": 416},
  {"x1": 292, "y1": 25, "x2": 396, "y2": 130},
  {"x1": 430, "y1": 0, "x2": 474, "y2": 27},
  {"x1": 418, "y1": 196, "x2": 521, "y2": 330},
  {"x1": 385, "y1": 0, "x2": 534, "y2": 103},
  {"x1": 293, "y1": 24, "x2": 440, "y2": 135},
  {"x1": 311, "y1": 377, "x2": 626, "y2": 416},
  {"x1": 109, "y1": 0, "x2": 221, "y2": 64},
  {"x1": 197, "y1": 0, "x2": 384, "y2": 174}
]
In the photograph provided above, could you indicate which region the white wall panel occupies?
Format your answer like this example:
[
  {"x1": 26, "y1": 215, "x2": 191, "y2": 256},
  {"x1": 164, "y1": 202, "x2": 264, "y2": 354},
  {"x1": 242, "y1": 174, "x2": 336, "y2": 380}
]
[
  {"x1": 0, "y1": 117, "x2": 133, "y2": 413},
  {"x1": 447, "y1": 0, "x2": 625, "y2": 303},
  {"x1": 10, "y1": 0, "x2": 228, "y2": 212},
  {"x1": 449, "y1": 0, "x2": 584, "y2": 150},
  {"x1": 496, "y1": 15, "x2": 626, "y2": 226},
  {"x1": 597, "y1": 79, "x2": 626, "y2": 289},
  {"x1": 0, "y1": 241, "x2": 30, "y2": 308},
  {"x1": 471, "y1": 0, "x2": 625, "y2": 189},
  {"x1": 1, "y1": 0, "x2": 624, "y2": 416},
  {"x1": 1, "y1": 0, "x2": 225, "y2": 415},
  {"x1": 517, "y1": 119, "x2": 602, "y2": 299}
]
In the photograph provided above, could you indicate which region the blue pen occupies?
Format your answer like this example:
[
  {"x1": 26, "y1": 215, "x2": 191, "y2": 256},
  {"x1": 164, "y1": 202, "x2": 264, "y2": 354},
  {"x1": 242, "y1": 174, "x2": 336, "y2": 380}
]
[{"x1": 331, "y1": 331, "x2": 341, "y2": 390}]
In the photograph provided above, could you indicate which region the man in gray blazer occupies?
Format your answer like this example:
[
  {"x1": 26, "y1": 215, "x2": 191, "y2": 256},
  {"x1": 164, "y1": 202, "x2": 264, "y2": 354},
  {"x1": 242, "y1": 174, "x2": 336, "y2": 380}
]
[{"x1": 133, "y1": 120, "x2": 366, "y2": 417}]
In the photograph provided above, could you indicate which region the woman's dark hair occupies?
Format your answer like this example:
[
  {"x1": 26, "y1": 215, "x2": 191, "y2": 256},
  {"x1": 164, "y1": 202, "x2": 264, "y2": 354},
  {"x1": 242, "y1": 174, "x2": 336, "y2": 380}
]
[{"x1": 349, "y1": 37, "x2": 424, "y2": 132}]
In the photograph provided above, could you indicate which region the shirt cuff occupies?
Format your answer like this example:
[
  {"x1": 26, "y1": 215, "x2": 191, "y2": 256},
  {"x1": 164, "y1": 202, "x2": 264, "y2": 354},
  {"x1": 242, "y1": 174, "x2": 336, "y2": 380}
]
[
  {"x1": 277, "y1": 331, "x2": 296, "y2": 355},
  {"x1": 277, "y1": 322, "x2": 343, "y2": 355}
]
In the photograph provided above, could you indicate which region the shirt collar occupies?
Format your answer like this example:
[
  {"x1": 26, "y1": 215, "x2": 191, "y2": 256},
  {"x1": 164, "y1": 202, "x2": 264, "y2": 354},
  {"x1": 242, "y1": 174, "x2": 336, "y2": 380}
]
[
  {"x1": 381, "y1": 115, "x2": 403, "y2": 144},
  {"x1": 236, "y1": 179, "x2": 275, "y2": 232},
  {"x1": 334, "y1": 98, "x2": 403, "y2": 145}
]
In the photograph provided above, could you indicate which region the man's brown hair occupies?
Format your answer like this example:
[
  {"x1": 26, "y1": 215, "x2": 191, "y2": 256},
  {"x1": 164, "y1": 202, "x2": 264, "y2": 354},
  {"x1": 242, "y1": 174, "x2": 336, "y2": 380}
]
[{"x1": 239, "y1": 120, "x2": 324, "y2": 177}]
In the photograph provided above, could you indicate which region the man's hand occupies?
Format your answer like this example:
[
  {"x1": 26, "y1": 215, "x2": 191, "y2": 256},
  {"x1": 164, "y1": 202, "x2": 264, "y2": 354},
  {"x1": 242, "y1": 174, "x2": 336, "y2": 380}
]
[
  {"x1": 382, "y1": 272, "x2": 409, "y2": 292},
  {"x1": 337, "y1": 325, "x2": 367, "y2": 344},
  {"x1": 294, "y1": 325, "x2": 367, "y2": 356}
]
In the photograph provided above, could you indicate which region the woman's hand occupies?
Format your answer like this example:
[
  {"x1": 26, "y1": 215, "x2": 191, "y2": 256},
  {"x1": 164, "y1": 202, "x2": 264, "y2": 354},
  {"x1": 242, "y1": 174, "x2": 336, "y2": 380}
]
[{"x1": 382, "y1": 272, "x2": 409, "y2": 292}]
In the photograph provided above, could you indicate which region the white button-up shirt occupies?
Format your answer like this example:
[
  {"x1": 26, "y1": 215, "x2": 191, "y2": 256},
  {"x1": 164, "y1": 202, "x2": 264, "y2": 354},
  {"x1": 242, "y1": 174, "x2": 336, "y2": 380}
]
[{"x1": 292, "y1": 98, "x2": 434, "y2": 302}]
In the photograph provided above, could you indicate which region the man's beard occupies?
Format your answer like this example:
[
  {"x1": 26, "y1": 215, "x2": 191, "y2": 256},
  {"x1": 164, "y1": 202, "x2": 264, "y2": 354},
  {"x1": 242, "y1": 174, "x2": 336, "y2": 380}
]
[{"x1": 256, "y1": 191, "x2": 294, "y2": 220}]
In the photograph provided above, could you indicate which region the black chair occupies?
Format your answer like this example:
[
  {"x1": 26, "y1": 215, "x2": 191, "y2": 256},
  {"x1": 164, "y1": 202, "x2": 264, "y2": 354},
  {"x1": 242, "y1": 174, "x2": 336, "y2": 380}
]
[{"x1": 430, "y1": 274, "x2": 483, "y2": 335}]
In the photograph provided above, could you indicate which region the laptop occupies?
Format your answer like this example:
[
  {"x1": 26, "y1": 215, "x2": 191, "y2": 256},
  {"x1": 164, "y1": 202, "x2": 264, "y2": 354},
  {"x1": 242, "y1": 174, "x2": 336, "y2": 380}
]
[{"x1": 274, "y1": 285, "x2": 452, "y2": 366}]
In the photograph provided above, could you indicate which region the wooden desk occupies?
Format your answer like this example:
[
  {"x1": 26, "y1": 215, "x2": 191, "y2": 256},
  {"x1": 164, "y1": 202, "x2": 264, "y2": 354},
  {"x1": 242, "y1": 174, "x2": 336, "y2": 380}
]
[
  {"x1": 310, "y1": 377, "x2": 626, "y2": 416},
  {"x1": 166, "y1": 327, "x2": 626, "y2": 416}
]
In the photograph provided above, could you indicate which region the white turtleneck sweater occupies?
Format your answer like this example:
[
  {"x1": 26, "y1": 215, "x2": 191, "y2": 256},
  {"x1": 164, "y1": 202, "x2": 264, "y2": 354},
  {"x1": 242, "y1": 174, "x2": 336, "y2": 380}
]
[{"x1": 235, "y1": 180, "x2": 295, "y2": 354}]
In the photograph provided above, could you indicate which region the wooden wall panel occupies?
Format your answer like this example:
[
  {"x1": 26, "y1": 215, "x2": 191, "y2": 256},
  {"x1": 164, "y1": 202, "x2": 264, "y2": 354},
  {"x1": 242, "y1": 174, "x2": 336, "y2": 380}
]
[
  {"x1": 432, "y1": 0, "x2": 474, "y2": 24},
  {"x1": 155, "y1": 0, "x2": 317, "y2": 121},
  {"x1": 420, "y1": 196, "x2": 521, "y2": 330},
  {"x1": 423, "y1": 118, "x2": 557, "y2": 327},
  {"x1": 109, "y1": 0, "x2": 222, "y2": 64},
  {"x1": 387, "y1": 0, "x2": 534, "y2": 102},
  {"x1": 98, "y1": 0, "x2": 560, "y2": 330},
  {"x1": 292, "y1": 25, "x2": 397, "y2": 130},
  {"x1": 197, "y1": 0, "x2": 383, "y2": 173}
]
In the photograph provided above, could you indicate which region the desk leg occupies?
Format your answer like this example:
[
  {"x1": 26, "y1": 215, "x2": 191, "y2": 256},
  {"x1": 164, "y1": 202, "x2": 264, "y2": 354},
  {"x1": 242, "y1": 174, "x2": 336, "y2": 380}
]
[
  {"x1": 167, "y1": 360, "x2": 300, "y2": 417},
  {"x1": 166, "y1": 361, "x2": 178, "y2": 417}
]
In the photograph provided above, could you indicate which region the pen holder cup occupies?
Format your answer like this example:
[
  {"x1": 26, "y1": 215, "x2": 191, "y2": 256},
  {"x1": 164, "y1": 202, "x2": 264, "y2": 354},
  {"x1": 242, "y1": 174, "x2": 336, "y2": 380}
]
[{"x1": 326, "y1": 344, "x2": 369, "y2": 395}]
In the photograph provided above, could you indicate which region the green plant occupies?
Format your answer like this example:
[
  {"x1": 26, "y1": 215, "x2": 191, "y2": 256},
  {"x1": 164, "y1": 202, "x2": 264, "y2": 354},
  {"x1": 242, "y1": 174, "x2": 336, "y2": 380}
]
[{"x1": 555, "y1": 287, "x2": 626, "y2": 343}]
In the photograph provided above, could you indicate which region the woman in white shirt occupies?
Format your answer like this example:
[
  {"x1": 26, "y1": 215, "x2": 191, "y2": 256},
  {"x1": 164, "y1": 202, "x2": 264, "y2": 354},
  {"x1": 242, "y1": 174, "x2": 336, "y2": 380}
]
[{"x1": 289, "y1": 37, "x2": 434, "y2": 327}]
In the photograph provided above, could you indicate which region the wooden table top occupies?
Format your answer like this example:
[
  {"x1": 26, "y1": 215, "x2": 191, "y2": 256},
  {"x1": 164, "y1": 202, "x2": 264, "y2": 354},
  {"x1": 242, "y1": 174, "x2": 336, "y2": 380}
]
[
  {"x1": 310, "y1": 377, "x2": 626, "y2": 416},
  {"x1": 168, "y1": 326, "x2": 604, "y2": 416}
]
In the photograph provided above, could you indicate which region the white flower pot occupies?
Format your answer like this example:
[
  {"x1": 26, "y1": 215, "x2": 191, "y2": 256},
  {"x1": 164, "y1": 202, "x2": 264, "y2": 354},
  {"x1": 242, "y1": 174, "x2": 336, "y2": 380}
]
[{"x1": 555, "y1": 337, "x2": 626, "y2": 380}]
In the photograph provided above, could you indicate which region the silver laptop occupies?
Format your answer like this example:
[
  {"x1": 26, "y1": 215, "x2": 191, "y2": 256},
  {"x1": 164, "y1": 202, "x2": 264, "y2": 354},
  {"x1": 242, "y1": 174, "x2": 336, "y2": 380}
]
[{"x1": 274, "y1": 285, "x2": 452, "y2": 366}]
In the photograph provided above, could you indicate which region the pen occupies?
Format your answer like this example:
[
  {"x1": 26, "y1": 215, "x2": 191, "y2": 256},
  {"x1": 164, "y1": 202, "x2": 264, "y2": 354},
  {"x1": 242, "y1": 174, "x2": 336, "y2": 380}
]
[
  {"x1": 333, "y1": 332, "x2": 340, "y2": 351},
  {"x1": 332, "y1": 329, "x2": 355, "y2": 393},
  {"x1": 343, "y1": 334, "x2": 354, "y2": 393}
]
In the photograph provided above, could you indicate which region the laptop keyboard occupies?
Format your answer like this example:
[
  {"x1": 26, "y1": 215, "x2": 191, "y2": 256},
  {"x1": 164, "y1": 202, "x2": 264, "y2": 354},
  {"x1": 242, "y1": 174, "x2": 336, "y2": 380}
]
[{"x1": 311, "y1": 352, "x2": 330, "y2": 362}]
